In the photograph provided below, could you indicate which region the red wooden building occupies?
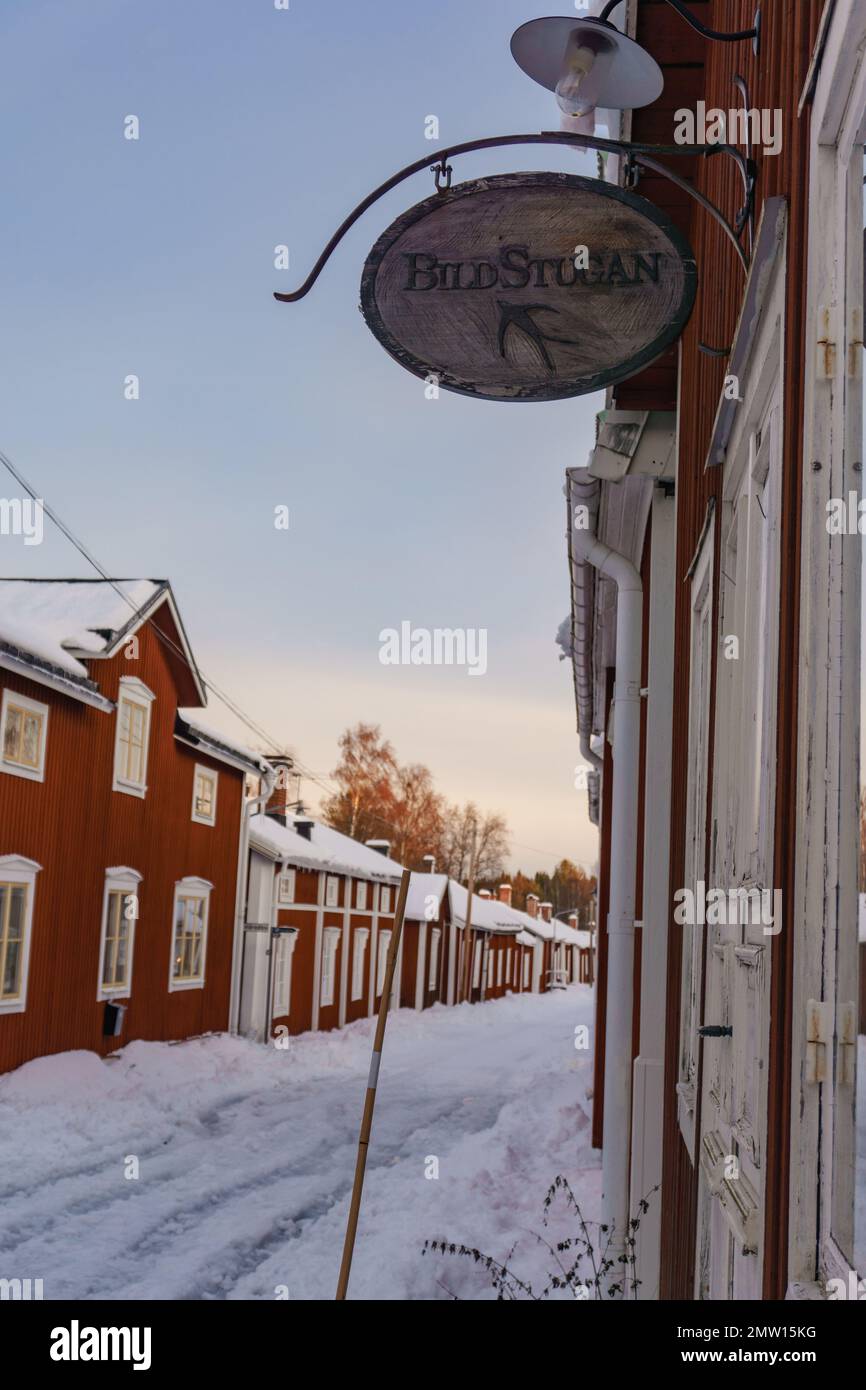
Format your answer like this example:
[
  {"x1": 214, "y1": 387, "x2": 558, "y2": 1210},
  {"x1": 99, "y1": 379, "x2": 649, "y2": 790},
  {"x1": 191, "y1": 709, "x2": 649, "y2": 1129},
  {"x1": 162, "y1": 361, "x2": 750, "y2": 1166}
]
[
  {"x1": 0, "y1": 578, "x2": 265, "y2": 1074},
  {"x1": 240, "y1": 793, "x2": 403, "y2": 1040}
]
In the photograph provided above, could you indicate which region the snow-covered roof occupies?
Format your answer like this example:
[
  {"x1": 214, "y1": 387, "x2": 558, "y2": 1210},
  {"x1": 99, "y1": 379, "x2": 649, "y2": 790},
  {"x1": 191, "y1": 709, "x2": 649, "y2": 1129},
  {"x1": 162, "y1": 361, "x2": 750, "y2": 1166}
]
[
  {"x1": 0, "y1": 579, "x2": 164, "y2": 678},
  {"x1": 516, "y1": 930, "x2": 538, "y2": 949},
  {"x1": 513, "y1": 909, "x2": 554, "y2": 941},
  {"x1": 249, "y1": 813, "x2": 405, "y2": 883},
  {"x1": 176, "y1": 711, "x2": 268, "y2": 777},
  {"x1": 554, "y1": 922, "x2": 584, "y2": 946},
  {"x1": 448, "y1": 881, "x2": 522, "y2": 936},
  {"x1": 405, "y1": 872, "x2": 449, "y2": 922}
]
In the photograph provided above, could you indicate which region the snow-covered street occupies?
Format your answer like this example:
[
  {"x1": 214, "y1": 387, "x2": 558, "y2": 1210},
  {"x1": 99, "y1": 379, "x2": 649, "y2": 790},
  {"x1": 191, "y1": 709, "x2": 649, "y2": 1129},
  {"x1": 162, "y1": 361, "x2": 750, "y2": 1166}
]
[{"x1": 0, "y1": 986, "x2": 598, "y2": 1301}]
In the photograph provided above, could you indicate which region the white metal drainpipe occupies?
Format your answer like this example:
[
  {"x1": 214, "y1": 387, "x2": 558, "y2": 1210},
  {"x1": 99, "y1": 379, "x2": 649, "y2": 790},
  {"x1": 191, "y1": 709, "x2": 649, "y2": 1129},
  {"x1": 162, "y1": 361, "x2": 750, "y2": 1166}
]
[{"x1": 572, "y1": 529, "x2": 642, "y2": 1297}]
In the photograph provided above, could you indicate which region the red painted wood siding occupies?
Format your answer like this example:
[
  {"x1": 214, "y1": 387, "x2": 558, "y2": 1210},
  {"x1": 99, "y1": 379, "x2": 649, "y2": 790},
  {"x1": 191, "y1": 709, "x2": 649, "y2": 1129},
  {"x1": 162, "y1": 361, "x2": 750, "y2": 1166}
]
[{"x1": 0, "y1": 610, "x2": 244, "y2": 1073}]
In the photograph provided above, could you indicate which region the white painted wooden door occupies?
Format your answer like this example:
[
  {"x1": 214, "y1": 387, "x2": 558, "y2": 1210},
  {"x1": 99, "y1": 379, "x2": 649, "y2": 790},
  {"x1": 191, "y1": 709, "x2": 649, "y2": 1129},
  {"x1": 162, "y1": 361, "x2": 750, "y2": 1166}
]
[{"x1": 697, "y1": 355, "x2": 782, "y2": 1300}]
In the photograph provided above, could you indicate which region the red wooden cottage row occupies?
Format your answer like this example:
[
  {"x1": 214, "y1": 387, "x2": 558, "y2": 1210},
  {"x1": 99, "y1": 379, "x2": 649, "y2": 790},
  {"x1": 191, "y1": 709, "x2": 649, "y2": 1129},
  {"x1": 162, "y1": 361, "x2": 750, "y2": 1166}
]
[{"x1": 0, "y1": 577, "x2": 589, "y2": 1075}]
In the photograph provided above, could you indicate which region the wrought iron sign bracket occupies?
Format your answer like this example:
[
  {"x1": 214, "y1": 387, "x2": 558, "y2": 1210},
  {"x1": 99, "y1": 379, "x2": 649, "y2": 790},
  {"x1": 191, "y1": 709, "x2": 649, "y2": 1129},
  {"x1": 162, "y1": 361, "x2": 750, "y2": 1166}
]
[{"x1": 274, "y1": 132, "x2": 756, "y2": 306}]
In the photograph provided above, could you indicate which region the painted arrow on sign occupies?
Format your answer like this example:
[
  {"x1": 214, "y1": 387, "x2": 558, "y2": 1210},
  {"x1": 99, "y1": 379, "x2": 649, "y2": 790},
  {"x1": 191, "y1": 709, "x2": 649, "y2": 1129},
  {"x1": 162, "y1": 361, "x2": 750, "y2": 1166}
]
[{"x1": 496, "y1": 300, "x2": 583, "y2": 373}]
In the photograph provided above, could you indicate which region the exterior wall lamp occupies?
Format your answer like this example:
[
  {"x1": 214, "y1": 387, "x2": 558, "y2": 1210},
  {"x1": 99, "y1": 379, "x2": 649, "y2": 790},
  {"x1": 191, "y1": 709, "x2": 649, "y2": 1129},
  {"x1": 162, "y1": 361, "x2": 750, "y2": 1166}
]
[{"x1": 511, "y1": 4, "x2": 761, "y2": 120}]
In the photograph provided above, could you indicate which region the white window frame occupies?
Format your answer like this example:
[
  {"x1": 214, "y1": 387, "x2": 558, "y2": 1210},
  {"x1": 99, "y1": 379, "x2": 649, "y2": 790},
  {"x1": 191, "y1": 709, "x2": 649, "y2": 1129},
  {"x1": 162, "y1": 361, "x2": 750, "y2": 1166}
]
[
  {"x1": 97, "y1": 867, "x2": 142, "y2": 1000},
  {"x1": 523, "y1": 952, "x2": 530, "y2": 988},
  {"x1": 168, "y1": 876, "x2": 213, "y2": 992},
  {"x1": 351, "y1": 928, "x2": 370, "y2": 1001},
  {"x1": 486, "y1": 947, "x2": 495, "y2": 987},
  {"x1": 191, "y1": 763, "x2": 218, "y2": 826},
  {"x1": 112, "y1": 677, "x2": 155, "y2": 799},
  {"x1": 0, "y1": 688, "x2": 49, "y2": 784},
  {"x1": 355, "y1": 880, "x2": 368, "y2": 911},
  {"x1": 472, "y1": 938, "x2": 482, "y2": 990},
  {"x1": 379, "y1": 885, "x2": 391, "y2": 914},
  {"x1": 428, "y1": 927, "x2": 441, "y2": 991},
  {"x1": 376, "y1": 928, "x2": 392, "y2": 995},
  {"x1": 272, "y1": 929, "x2": 296, "y2": 1018},
  {"x1": 276, "y1": 868, "x2": 296, "y2": 905},
  {"x1": 497, "y1": 949, "x2": 504, "y2": 986},
  {"x1": 320, "y1": 926, "x2": 341, "y2": 1007},
  {"x1": 0, "y1": 855, "x2": 40, "y2": 1014},
  {"x1": 325, "y1": 875, "x2": 340, "y2": 908}
]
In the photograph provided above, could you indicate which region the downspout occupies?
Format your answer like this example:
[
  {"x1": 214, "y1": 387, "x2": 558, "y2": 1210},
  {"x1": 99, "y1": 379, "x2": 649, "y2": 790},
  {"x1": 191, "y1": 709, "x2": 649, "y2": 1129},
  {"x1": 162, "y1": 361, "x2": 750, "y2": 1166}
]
[
  {"x1": 571, "y1": 528, "x2": 643, "y2": 1297},
  {"x1": 230, "y1": 763, "x2": 277, "y2": 1036}
]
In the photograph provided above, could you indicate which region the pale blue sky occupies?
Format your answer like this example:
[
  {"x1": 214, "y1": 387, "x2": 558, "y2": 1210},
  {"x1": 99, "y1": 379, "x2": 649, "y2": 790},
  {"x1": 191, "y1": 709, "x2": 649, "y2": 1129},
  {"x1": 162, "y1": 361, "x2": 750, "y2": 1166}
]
[{"x1": 0, "y1": 0, "x2": 609, "y2": 871}]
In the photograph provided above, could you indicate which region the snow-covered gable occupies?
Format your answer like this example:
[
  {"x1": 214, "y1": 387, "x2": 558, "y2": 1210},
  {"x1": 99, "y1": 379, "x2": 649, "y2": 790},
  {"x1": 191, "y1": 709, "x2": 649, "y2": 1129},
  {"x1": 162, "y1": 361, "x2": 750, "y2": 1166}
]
[
  {"x1": 406, "y1": 872, "x2": 449, "y2": 922},
  {"x1": 249, "y1": 813, "x2": 404, "y2": 883},
  {"x1": 0, "y1": 579, "x2": 164, "y2": 678}
]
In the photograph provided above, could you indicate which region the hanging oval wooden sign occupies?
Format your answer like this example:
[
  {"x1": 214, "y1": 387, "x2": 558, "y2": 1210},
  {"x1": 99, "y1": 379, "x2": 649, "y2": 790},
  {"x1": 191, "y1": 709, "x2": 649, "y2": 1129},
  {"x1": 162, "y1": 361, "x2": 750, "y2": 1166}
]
[{"x1": 360, "y1": 172, "x2": 697, "y2": 402}]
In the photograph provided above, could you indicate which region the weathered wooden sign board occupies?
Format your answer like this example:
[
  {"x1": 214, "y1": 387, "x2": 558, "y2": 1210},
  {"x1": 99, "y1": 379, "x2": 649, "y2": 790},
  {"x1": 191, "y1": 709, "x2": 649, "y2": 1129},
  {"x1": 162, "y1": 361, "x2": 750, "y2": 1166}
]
[{"x1": 360, "y1": 172, "x2": 697, "y2": 402}]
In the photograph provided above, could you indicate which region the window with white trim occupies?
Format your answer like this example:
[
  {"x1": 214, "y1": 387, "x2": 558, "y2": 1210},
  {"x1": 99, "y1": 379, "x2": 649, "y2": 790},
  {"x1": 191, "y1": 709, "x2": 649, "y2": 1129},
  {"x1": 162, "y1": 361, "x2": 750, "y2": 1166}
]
[
  {"x1": 325, "y1": 875, "x2": 339, "y2": 908},
  {"x1": 112, "y1": 678, "x2": 155, "y2": 798},
  {"x1": 320, "y1": 927, "x2": 340, "y2": 1007},
  {"x1": 486, "y1": 947, "x2": 495, "y2": 987},
  {"x1": 506, "y1": 948, "x2": 513, "y2": 986},
  {"x1": 1, "y1": 689, "x2": 48, "y2": 783},
  {"x1": 169, "y1": 878, "x2": 212, "y2": 990},
  {"x1": 0, "y1": 856, "x2": 40, "y2": 1013},
  {"x1": 276, "y1": 869, "x2": 296, "y2": 905},
  {"x1": 191, "y1": 764, "x2": 218, "y2": 826},
  {"x1": 427, "y1": 928, "x2": 441, "y2": 991},
  {"x1": 376, "y1": 928, "x2": 392, "y2": 995},
  {"x1": 98, "y1": 868, "x2": 141, "y2": 999},
  {"x1": 523, "y1": 953, "x2": 530, "y2": 989},
  {"x1": 272, "y1": 930, "x2": 296, "y2": 1018},
  {"x1": 497, "y1": 949, "x2": 503, "y2": 986},
  {"x1": 356, "y1": 880, "x2": 368, "y2": 911},
  {"x1": 351, "y1": 928, "x2": 369, "y2": 1001},
  {"x1": 379, "y1": 885, "x2": 391, "y2": 914},
  {"x1": 472, "y1": 939, "x2": 482, "y2": 989}
]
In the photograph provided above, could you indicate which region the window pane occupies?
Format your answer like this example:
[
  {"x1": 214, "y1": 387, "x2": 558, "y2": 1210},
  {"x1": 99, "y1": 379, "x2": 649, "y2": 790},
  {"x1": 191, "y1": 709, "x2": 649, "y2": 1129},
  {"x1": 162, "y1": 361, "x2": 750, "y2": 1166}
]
[
  {"x1": 3, "y1": 707, "x2": 22, "y2": 761},
  {"x1": 2, "y1": 940, "x2": 20, "y2": 997},
  {"x1": 21, "y1": 713, "x2": 41, "y2": 767}
]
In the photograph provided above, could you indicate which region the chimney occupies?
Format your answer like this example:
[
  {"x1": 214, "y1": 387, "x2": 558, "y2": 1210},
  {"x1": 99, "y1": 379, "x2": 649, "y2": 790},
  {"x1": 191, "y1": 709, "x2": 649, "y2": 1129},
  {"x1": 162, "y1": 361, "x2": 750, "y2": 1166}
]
[
  {"x1": 569, "y1": 912, "x2": 578, "y2": 929},
  {"x1": 264, "y1": 754, "x2": 295, "y2": 825},
  {"x1": 540, "y1": 902, "x2": 553, "y2": 923},
  {"x1": 498, "y1": 883, "x2": 512, "y2": 907},
  {"x1": 478, "y1": 888, "x2": 492, "y2": 899},
  {"x1": 294, "y1": 818, "x2": 314, "y2": 841},
  {"x1": 423, "y1": 854, "x2": 436, "y2": 873},
  {"x1": 526, "y1": 893, "x2": 539, "y2": 919},
  {"x1": 366, "y1": 839, "x2": 391, "y2": 857}
]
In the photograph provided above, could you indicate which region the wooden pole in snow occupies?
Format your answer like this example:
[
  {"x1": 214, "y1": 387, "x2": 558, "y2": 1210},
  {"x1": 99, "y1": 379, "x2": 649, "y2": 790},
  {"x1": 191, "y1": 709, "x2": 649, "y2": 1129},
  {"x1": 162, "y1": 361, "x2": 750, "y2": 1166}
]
[
  {"x1": 335, "y1": 866, "x2": 411, "y2": 1301},
  {"x1": 459, "y1": 825, "x2": 478, "y2": 1004}
]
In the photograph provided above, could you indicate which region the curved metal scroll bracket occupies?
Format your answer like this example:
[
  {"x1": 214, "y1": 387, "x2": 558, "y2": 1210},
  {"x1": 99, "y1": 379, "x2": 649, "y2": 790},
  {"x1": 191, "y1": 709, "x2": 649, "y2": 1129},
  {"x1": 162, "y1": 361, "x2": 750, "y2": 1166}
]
[{"x1": 274, "y1": 132, "x2": 753, "y2": 305}]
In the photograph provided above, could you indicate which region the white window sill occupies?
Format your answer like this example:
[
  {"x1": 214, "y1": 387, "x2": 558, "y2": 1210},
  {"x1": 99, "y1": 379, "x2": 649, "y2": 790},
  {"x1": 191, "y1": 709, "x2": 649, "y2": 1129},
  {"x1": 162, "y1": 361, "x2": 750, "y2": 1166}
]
[
  {"x1": 0, "y1": 999, "x2": 26, "y2": 1015},
  {"x1": 98, "y1": 986, "x2": 132, "y2": 1002},
  {"x1": 191, "y1": 813, "x2": 216, "y2": 827},
  {"x1": 0, "y1": 758, "x2": 44, "y2": 783},
  {"x1": 113, "y1": 779, "x2": 148, "y2": 800},
  {"x1": 169, "y1": 978, "x2": 205, "y2": 993}
]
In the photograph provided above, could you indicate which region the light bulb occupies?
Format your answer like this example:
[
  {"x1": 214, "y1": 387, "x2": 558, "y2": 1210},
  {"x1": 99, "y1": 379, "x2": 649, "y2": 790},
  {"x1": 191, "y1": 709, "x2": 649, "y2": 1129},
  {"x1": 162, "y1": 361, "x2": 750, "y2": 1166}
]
[{"x1": 554, "y1": 35, "x2": 615, "y2": 117}]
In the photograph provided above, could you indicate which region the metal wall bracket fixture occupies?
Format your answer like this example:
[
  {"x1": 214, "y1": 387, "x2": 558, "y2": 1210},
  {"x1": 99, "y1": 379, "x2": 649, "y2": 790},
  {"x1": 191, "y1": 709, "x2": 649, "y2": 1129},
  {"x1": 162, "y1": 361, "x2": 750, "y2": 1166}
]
[{"x1": 274, "y1": 132, "x2": 756, "y2": 305}]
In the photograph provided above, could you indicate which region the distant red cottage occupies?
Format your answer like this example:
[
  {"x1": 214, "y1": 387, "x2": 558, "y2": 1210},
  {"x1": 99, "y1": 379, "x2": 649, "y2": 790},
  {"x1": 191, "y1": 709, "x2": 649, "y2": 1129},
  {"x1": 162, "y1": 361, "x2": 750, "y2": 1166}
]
[{"x1": 0, "y1": 578, "x2": 265, "y2": 1074}]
